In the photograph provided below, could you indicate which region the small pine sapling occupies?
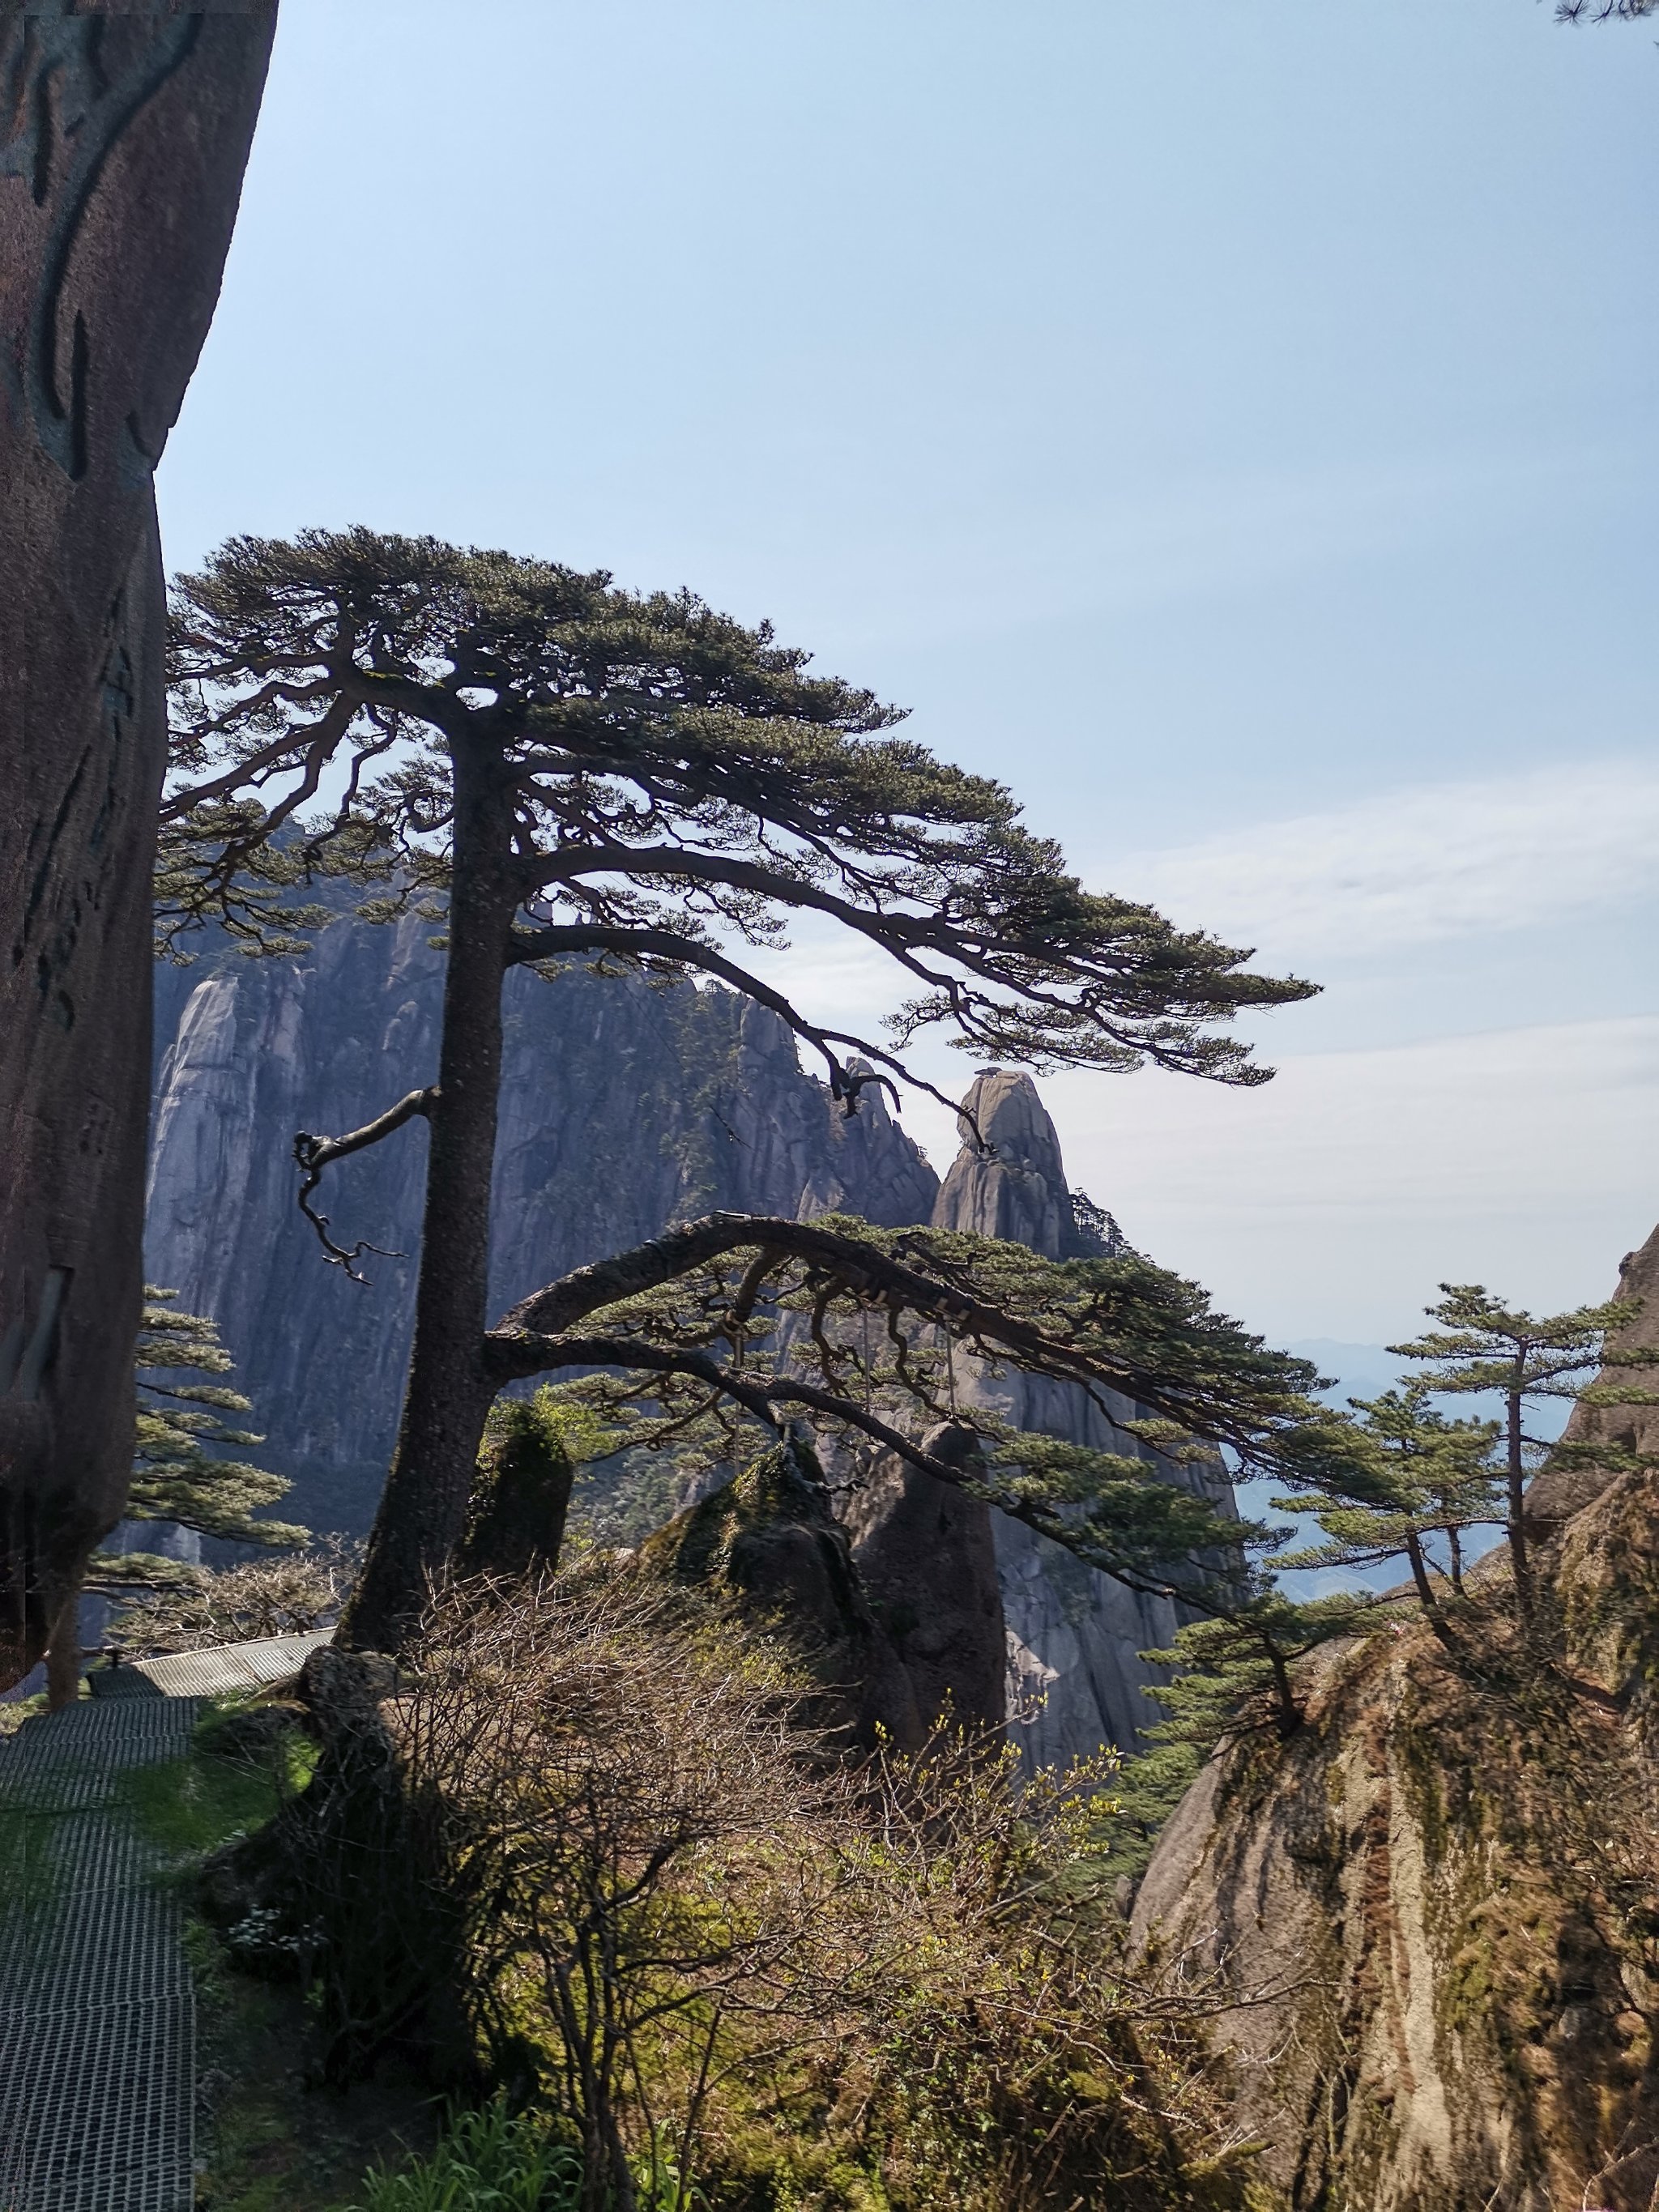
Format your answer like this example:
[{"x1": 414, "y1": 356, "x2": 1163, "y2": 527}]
[
  {"x1": 1273, "y1": 1383, "x2": 1502, "y2": 1646},
  {"x1": 1391, "y1": 1285, "x2": 1653, "y2": 1629},
  {"x1": 87, "y1": 1289, "x2": 307, "y2": 1600},
  {"x1": 1112, "y1": 1583, "x2": 1395, "y2": 1857}
]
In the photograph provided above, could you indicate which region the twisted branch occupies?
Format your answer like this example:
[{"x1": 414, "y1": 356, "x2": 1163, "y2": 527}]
[{"x1": 292, "y1": 1086, "x2": 438, "y2": 1281}]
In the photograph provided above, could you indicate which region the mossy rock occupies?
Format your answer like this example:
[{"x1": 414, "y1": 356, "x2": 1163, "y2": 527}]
[{"x1": 642, "y1": 1434, "x2": 924, "y2": 1752}]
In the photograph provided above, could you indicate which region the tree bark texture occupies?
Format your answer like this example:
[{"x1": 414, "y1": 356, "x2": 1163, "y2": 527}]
[
  {"x1": 0, "y1": 7, "x2": 276, "y2": 1689},
  {"x1": 342, "y1": 749, "x2": 519, "y2": 1652},
  {"x1": 1505, "y1": 1384, "x2": 1533, "y2": 1626}
]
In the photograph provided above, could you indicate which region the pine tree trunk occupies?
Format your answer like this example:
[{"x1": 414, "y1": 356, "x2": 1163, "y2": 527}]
[
  {"x1": 1504, "y1": 1385, "x2": 1533, "y2": 1628},
  {"x1": 340, "y1": 752, "x2": 518, "y2": 1653},
  {"x1": 1267, "y1": 1644, "x2": 1301, "y2": 1736},
  {"x1": 1404, "y1": 1531, "x2": 1456, "y2": 1652},
  {"x1": 45, "y1": 1592, "x2": 80, "y2": 1712}
]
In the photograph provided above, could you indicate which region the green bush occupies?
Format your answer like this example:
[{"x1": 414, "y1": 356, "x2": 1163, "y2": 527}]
[
  {"x1": 349, "y1": 2103, "x2": 693, "y2": 2212},
  {"x1": 350, "y1": 2103, "x2": 579, "y2": 2212}
]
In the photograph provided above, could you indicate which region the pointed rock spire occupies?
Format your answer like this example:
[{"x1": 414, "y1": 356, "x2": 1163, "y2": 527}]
[{"x1": 935, "y1": 1069, "x2": 1077, "y2": 1258}]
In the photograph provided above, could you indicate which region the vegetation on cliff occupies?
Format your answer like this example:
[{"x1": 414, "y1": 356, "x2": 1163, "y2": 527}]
[
  {"x1": 1127, "y1": 1255, "x2": 1659, "y2": 2210},
  {"x1": 206, "y1": 1554, "x2": 1265, "y2": 2212}
]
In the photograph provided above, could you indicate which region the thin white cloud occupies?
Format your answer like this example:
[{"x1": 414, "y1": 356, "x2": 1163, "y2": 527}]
[
  {"x1": 1043, "y1": 1016, "x2": 1659, "y2": 1341},
  {"x1": 1110, "y1": 757, "x2": 1659, "y2": 960}
]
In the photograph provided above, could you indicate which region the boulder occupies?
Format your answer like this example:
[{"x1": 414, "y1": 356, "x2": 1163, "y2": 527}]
[{"x1": 642, "y1": 1432, "x2": 925, "y2": 1753}]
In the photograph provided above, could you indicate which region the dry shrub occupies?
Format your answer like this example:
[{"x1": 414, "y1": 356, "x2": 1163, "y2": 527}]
[
  {"x1": 112, "y1": 1539, "x2": 357, "y2": 1652},
  {"x1": 331, "y1": 1570, "x2": 1259, "y2": 2212}
]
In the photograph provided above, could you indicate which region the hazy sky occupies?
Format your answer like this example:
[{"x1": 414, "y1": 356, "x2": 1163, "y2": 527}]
[{"x1": 156, "y1": 0, "x2": 1659, "y2": 1348}]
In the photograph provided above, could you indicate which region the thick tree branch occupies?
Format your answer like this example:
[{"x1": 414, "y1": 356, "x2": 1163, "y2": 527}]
[
  {"x1": 481, "y1": 1328, "x2": 1236, "y2": 1616},
  {"x1": 527, "y1": 842, "x2": 1292, "y2": 1080},
  {"x1": 487, "y1": 1211, "x2": 1294, "y2": 1459},
  {"x1": 162, "y1": 688, "x2": 359, "y2": 820}
]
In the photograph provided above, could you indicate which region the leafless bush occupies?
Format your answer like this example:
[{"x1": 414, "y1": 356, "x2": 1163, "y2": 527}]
[
  {"x1": 112, "y1": 1538, "x2": 358, "y2": 1652},
  {"x1": 388, "y1": 1572, "x2": 866, "y2": 2210},
  {"x1": 284, "y1": 1569, "x2": 1260, "y2": 2211}
]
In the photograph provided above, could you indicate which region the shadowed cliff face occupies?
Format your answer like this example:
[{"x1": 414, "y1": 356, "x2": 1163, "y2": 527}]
[
  {"x1": 642, "y1": 1433, "x2": 926, "y2": 1754},
  {"x1": 145, "y1": 920, "x2": 940, "y2": 1537},
  {"x1": 843, "y1": 1070, "x2": 1239, "y2": 1767},
  {"x1": 1131, "y1": 1221, "x2": 1659, "y2": 2212},
  {"x1": 0, "y1": 12, "x2": 275, "y2": 1686}
]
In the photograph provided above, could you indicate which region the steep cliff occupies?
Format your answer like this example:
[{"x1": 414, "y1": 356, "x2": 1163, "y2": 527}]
[
  {"x1": 1526, "y1": 1219, "x2": 1659, "y2": 1536},
  {"x1": 146, "y1": 918, "x2": 939, "y2": 1536},
  {"x1": 843, "y1": 1070, "x2": 1238, "y2": 1767},
  {"x1": 1131, "y1": 1223, "x2": 1659, "y2": 2212},
  {"x1": 0, "y1": 11, "x2": 275, "y2": 1689}
]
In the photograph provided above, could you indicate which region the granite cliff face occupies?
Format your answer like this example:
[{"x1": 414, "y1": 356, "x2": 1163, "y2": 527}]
[
  {"x1": 0, "y1": 11, "x2": 275, "y2": 1688},
  {"x1": 146, "y1": 918, "x2": 938, "y2": 1537},
  {"x1": 842, "y1": 1070, "x2": 1237, "y2": 1767},
  {"x1": 1526, "y1": 1218, "x2": 1659, "y2": 1536},
  {"x1": 1131, "y1": 1225, "x2": 1659, "y2": 2211}
]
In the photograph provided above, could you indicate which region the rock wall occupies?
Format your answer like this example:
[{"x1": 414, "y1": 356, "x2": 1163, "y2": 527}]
[
  {"x1": 1526, "y1": 1218, "x2": 1659, "y2": 1536},
  {"x1": 1130, "y1": 1221, "x2": 1659, "y2": 2211},
  {"x1": 844, "y1": 1070, "x2": 1238, "y2": 1767},
  {"x1": 145, "y1": 917, "x2": 940, "y2": 1537},
  {"x1": 0, "y1": 11, "x2": 275, "y2": 1687}
]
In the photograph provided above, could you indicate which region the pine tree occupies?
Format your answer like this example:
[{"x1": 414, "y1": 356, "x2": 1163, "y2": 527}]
[
  {"x1": 1390, "y1": 1285, "x2": 1654, "y2": 1629},
  {"x1": 1111, "y1": 1583, "x2": 1396, "y2": 1860},
  {"x1": 1272, "y1": 1383, "x2": 1502, "y2": 1645},
  {"x1": 160, "y1": 530, "x2": 1317, "y2": 1651},
  {"x1": 86, "y1": 1289, "x2": 306, "y2": 1600}
]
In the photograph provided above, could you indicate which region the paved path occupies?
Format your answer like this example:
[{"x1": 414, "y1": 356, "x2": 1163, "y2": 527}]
[
  {"x1": 123, "y1": 1628, "x2": 331, "y2": 1700},
  {"x1": 0, "y1": 1636, "x2": 326, "y2": 2210}
]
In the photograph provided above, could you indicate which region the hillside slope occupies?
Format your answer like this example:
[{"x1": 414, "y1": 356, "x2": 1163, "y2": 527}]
[{"x1": 1131, "y1": 1224, "x2": 1659, "y2": 2210}]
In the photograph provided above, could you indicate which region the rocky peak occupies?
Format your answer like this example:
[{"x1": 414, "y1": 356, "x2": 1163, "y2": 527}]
[
  {"x1": 844, "y1": 1066, "x2": 1237, "y2": 1770},
  {"x1": 641, "y1": 1431, "x2": 924, "y2": 1754},
  {"x1": 936, "y1": 1070, "x2": 1077, "y2": 1258}
]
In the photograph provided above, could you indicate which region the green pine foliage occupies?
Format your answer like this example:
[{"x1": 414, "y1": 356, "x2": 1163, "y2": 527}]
[
  {"x1": 162, "y1": 527, "x2": 1315, "y2": 1093},
  {"x1": 1273, "y1": 1383, "x2": 1502, "y2": 1622},
  {"x1": 1115, "y1": 1284, "x2": 1655, "y2": 1876},
  {"x1": 87, "y1": 1290, "x2": 306, "y2": 1600},
  {"x1": 1109, "y1": 1589, "x2": 1398, "y2": 1877},
  {"x1": 1390, "y1": 1283, "x2": 1655, "y2": 1623}
]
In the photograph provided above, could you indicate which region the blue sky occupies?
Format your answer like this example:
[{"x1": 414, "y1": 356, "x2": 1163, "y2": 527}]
[{"x1": 156, "y1": 0, "x2": 1659, "y2": 1345}]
